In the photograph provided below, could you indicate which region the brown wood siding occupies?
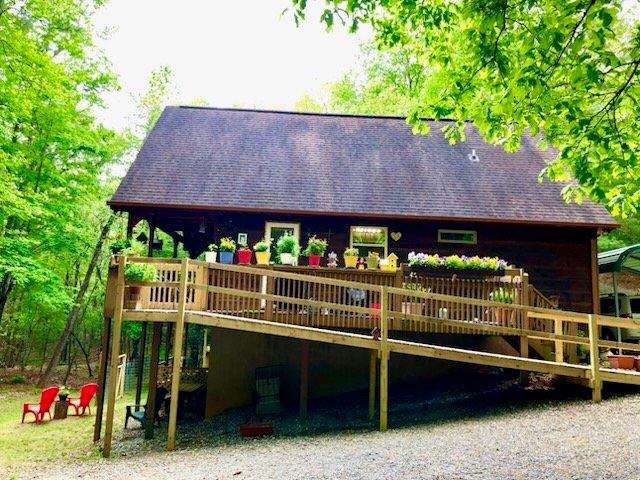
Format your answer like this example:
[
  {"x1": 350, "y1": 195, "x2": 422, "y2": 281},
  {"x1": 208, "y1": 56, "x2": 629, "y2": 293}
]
[{"x1": 132, "y1": 209, "x2": 599, "y2": 313}]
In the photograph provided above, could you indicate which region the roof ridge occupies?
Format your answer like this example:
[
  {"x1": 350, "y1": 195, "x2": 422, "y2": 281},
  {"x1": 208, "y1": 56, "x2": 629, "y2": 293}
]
[{"x1": 173, "y1": 105, "x2": 462, "y2": 123}]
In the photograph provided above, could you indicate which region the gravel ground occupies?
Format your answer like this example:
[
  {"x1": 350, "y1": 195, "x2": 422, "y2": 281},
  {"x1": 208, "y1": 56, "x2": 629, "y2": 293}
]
[{"x1": 13, "y1": 377, "x2": 640, "y2": 480}]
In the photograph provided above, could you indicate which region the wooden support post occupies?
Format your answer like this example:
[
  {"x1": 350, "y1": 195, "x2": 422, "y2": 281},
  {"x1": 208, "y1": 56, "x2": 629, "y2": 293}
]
[
  {"x1": 184, "y1": 322, "x2": 190, "y2": 367},
  {"x1": 202, "y1": 327, "x2": 209, "y2": 368},
  {"x1": 134, "y1": 322, "x2": 148, "y2": 411},
  {"x1": 103, "y1": 256, "x2": 126, "y2": 458},
  {"x1": 144, "y1": 322, "x2": 163, "y2": 439},
  {"x1": 165, "y1": 323, "x2": 172, "y2": 363},
  {"x1": 554, "y1": 318, "x2": 564, "y2": 363},
  {"x1": 588, "y1": 314, "x2": 602, "y2": 402},
  {"x1": 147, "y1": 223, "x2": 156, "y2": 258},
  {"x1": 368, "y1": 349, "x2": 377, "y2": 421},
  {"x1": 379, "y1": 286, "x2": 389, "y2": 432},
  {"x1": 167, "y1": 258, "x2": 189, "y2": 451},
  {"x1": 93, "y1": 316, "x2": 111, "y2": 442},
  {"x1": 299, "y1": 340, "x2": 309, "y2": 418},
  {"x1": 519, "y1": 273, "x2": 530, "y2": 385}
]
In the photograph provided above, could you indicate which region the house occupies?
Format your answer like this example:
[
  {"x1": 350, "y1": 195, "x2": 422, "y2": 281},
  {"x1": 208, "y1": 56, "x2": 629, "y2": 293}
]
[
  {"x1": 109, "y1": 106, "x2": 616, "y2": 313},
  {"x1": 98, "y1": 107, "x2": 625, "y2": 452}
]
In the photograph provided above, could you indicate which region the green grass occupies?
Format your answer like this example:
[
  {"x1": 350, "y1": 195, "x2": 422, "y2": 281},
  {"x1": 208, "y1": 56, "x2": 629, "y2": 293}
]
[{"x1": 0, "y1": 385, "x2": 135, "y2": 475}]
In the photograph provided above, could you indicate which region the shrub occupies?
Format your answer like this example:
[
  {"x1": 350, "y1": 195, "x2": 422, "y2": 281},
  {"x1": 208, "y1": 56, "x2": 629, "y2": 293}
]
[
  {"x1": 219, "y1": 237, "x2": 236, "y2": 252},
  {"x1": 276, "y1": 233, "x2": 300, "y2": 256},
  {"x1": 489, "y1": 288, "x2": 514, "y2": 304},
  {"x1": 344, "y1": 247, "x2": 359, "y2": 257},
  {"x1": 110, "y1": 238, "x2": 131, "y2": 253},
  {"x1": 8, "y1": 375, "x2": 25, "y2": 384},
  {"x1": 253, "y1": 239, "x2": 271, "y2": 252},
  {"x1": 124, "y1": 263, "x2": 157, "y2": 282},
  {"x1": 302, "y1": 235, "x2": 328, "y2": 256}
]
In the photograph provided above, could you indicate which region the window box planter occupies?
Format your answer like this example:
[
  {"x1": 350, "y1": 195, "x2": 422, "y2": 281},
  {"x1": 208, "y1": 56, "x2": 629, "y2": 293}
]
[
  {"x1": 409, "y1": 265, "x2": 505, "y2": 279},
  {"x1": 607, "y1": 354, "x2": 635, "y2": 370}
]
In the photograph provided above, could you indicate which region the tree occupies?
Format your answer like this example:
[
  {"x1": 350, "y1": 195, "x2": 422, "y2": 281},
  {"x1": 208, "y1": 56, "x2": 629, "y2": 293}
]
[
  {"x1": 134, "y1": 65, "x2": 173, "y2": 139},
  {"x1": 290, "y1": 0, "x2": 640, "y2": 217}
]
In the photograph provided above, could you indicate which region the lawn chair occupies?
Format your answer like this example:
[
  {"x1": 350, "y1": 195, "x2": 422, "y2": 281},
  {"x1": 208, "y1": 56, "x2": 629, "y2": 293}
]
[
  {"x1": 124, "y1": 387, "x2": 168, "y2": 429},
  {"x1": 67, "y1": 383, "x2": 98, "y2": 416},
  {"x1": 22, "y1": 386, "x2": 60, "y2": 423}
]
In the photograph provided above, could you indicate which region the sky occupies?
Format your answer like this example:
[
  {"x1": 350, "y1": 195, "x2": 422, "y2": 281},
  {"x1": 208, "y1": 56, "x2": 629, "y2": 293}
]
[{"x1": 93, "y1": 0, "x2": 371, "y2": 131}]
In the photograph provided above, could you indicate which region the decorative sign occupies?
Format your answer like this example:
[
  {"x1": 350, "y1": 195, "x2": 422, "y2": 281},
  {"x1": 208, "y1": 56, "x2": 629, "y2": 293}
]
[
  {"x1": 390, "y1": 231, "x2": 402, "y2": 242},
  {"x1": 237, "y1": 233, "x2": 248, "y2": 245}
]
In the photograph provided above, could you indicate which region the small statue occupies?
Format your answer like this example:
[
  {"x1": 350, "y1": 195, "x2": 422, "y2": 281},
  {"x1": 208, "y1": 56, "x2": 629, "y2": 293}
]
[
  {"x1": 327, "y1": 251, "x2": 338, "y2": 268},
  {"x1": 357, "y1": 257, "x2": 366, "y2": 270}
]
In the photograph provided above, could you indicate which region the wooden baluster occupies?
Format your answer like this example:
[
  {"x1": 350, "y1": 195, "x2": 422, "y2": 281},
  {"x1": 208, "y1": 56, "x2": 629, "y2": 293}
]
[{"x1": 588, "y1": 314, "x2": 602, "y2": 402}]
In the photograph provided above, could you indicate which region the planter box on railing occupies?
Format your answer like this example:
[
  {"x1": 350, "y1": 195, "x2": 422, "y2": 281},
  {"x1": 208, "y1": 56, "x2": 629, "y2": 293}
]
[{"x1": 409, "y1": 265, "x2": 505, "y2": 279}]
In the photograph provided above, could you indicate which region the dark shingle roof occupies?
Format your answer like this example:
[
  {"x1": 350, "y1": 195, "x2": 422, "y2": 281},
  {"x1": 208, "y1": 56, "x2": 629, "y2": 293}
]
[{"x1": 109, "y1": 106, "x2": 617, "y2": 228}]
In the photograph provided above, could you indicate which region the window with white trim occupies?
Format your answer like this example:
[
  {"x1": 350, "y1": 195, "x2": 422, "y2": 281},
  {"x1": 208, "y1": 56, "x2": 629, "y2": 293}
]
[
  {"x1": 437, "y1": 229, "x2": 477, "y2": 244},
  {"x1": 350, "y1": 226, "x2": 388, "y2": 257}
]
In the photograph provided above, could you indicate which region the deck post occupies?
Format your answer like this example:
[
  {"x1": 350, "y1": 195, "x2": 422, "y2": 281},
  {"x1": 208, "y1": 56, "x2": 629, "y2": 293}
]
[
  {"x1": 379, "y1": 286, "x2": 389, "y2": 432},
  {"x1": 299, "y1": 340, "x2": 309, "y2": 418},
  {"x1": 368, "y1": 349, "x2": 377, "y2": 421},
  {"x1": 167, "y1": 258, "x2": 189, "y2": 451},
  {"x1": 134, "y1": 321, "x2": 148, "y2": 411},
  {"x1": 144, "y1": 322, "x2": 163, "y2": 439},
  {"x1": 93, "y1": 316, "x2": 111, "y2": 442},
  {"x1": 519, "y1": 272, "x2": 530, "y2": 385},
  {"x1": 588, "y1": 314, "x2": 602, "y2": 402},
  {"x1": 103, "y1": 256, "x2": 126, "y2": 458},
  {"x1": 554, "y1": 318, "x2": 564, "y2": 363}
]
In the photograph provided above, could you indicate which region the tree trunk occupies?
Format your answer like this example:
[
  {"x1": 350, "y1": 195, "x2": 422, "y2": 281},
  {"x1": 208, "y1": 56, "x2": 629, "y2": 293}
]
[
  {"x1": 71, "y1": 331, "x2": 93, "y2": 377},
  {"x1": 0, "y1": 272, "x2": 14, "y2": 327},
  {"x1": 38, "y1": 215, "x2": 114, "y2": 386}
]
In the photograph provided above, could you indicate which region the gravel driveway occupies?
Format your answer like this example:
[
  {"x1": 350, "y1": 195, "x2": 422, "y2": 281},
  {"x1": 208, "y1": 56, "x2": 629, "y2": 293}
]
[{"x1": 15, "y1": 379, "x2": 640, "y2": 479}]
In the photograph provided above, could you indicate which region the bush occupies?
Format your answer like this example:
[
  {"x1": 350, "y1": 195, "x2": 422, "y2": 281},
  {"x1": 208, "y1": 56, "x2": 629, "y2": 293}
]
[
  {"x1": 276, "y1": 234, "x2": 299, "y2": 256},
  {"x1": 302, "y1": 235, "x2": 328, "y2": 256},
  {"x1": 8, "y1": 375, "x2": 26, "y2": 384},
  {"x1": 124, "y1": 263, "x2": 157, "y2": 282},
  {"x1": 219, "y1": 237, "x2": 236, "y2": 252}
]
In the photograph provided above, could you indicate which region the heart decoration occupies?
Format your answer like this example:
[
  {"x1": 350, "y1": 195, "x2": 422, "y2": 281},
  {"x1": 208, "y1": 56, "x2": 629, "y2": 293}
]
[{"x1": 390, "y1": 231, "x2": 402, "y2": 242}]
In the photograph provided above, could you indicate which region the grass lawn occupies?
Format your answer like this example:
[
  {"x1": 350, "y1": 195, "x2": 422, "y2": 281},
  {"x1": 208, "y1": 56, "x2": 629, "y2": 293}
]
[{"x1": 0, "y1": 384, "x2": 135, "y2": 478}]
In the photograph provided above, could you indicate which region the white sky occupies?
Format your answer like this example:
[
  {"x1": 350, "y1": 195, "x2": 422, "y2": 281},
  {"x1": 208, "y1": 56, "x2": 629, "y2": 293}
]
[{"x1": 94, "y1": 0, "x2": 371, "y2": 131}]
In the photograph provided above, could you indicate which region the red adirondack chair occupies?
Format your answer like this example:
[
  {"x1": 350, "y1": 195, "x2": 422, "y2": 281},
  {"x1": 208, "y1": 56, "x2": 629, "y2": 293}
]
[
  {"x1": 68, "y1": 383, "x2": 98, "y2": 416},
  {"x1": 22, "y1": 386, "x2": 60, "y2": 423}
]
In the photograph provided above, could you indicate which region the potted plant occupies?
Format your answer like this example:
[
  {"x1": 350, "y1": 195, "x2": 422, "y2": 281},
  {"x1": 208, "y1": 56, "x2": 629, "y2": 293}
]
[
  {"x1": 402, "y1": 274, "x2": 429, "y2": 316},
  {"x1": 205, "y1": 243, "x2": 218, "y2": 263},
  {"x1": 124, "y1": 262, "x2": 157, "y2": 309},
  {"x1": 343, "y1": 247, "x2": 359, "y2": 268},
  {"x1": 110, "y1": 238, "x2": 131, "y2": 255},
  {"x1": 276, "y1": 233, "x2": 299, "y2": 265},
  {"x1": 303, "y1": 235, "x2": 328, "y2": 267},
  {"x1": 218, "y1": 237, "x2": 236, "y2": 264},
  {"x1": 489, "y1": 287, "x2": 514, "y2": 326},
  {"x1": 366, "y1": 251, "x2": 380, "y2": 270},
  {"x1": 607, "y1": 352, "x2": 635, "y2": 369},
  {"x1": 237, "y1": 243, "x2": 253, "y2": 265},
  {"x1": 253, "y1": 239, "x2": 271, "y2": 265},
  {"x1": 408, "y1": 252, "x2": 508, "y2": 278},
  {"x1": 58, "y1": 386, "x2": 70, "y2": 402}
]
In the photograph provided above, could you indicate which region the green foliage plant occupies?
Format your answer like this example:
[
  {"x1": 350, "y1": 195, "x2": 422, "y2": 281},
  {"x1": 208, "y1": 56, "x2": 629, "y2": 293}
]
[
  {"x1": 253, "y1": 239, "x2": 271, "y2": 252},
  {"x1": 276, "y1": 233, "x2": 300, "y2": 256},
  {"x1": 344, "y1": 247, "x2": 359, "y2": 257},
  {"x1": 219, "y1": 237, "x2": 237, "y2": 253},
  {"x1": 303, "y1": 236, "x2": 328, "y2": 256},
  {"x1": 489, "y1": 288, "x2": 514, "y2": 304},
  {"x1": 124, "y1": 263, "x2": 157, "y2": 282}
]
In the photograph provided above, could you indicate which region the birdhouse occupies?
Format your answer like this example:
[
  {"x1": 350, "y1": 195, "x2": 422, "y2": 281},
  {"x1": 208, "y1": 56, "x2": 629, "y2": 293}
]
[{"x1": 380, "y1": 253, "x2": 398, "y2": 271}]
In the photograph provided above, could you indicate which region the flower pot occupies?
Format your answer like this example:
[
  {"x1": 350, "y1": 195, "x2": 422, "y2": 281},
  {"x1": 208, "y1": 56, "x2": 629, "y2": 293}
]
[
  {"x1": 402, "y1": 302, "x2": 424, "y2": 316},
  {"x1": 344, "y1": 255, "x2": 358, "y2": 268},
  {"x1": 366, "y1": 256, "x2": 379, "y2": 270},
  {"x1": 307, "y1": 254, "x2": 322, "y2": 267},
  {"x1": 205, "y1": 251, "x2": 217, "y2": 263},
  {"x1": 255, "y1": 251, "x2": 271, "y2": 265},
  {"x1": 237, "y1": 250, "x2": 252, "y2": 265},
  {"x1": 219, "y1": 251, "x2": 234, "y2": 264},
  {"x1": 280, "y1": 253, "x2": 295, "y2": 265},
  {"x1": 608, "y1": 354, "x2": 635, "y2": 370},
  {"x1": 635, "y1": 357, "x2": 640, "y2": 371}
]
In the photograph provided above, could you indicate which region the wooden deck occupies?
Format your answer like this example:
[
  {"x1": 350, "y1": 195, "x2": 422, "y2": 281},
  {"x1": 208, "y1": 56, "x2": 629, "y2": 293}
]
[{"x1": 98, "y1": 256, "x2": 640, "y2": 457}]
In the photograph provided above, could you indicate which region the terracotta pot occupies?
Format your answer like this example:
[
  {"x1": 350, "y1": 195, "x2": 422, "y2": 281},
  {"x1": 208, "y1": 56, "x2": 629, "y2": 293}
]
[
  {"x1": 219, "y1": 251, "x2": 234, "y2": 264},
  {"x1": 344, "y1": 255, "x2": 358, "y2": 268},
  {"x1": 493, "y1": 307, "x2": 513, "y2": 326},
  {"x1": 204, "y1": 251, "x2": 217, "y2": 263},
  {"x1": 255, "y1": 251, "x2": 271, "y2": 265},
  {"x1": 635, "y1": 357, "x2": 640, "y2": 371},
  {"x1": 307, "y1": 254, "x2": 322, "y2": 267},
  {"x1": 366, "y1": 256, "x2": 380, "y2": 270},
  {"x1": 402, "y1": 302, "x2": 424, "y2": 316},
  {"x1": 608, "y1": 354, "x2": 635, "y2": 370},
  {"x1": 237, "y1": 250, "x2": 252, "y2": 265}
]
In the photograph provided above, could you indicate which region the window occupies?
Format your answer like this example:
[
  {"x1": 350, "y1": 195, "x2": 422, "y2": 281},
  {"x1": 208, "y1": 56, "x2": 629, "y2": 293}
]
[
  {"x1": 437, "y1": 229, "x2": 477, "y2": 244},
  {"x1": 350, "y1": 226, "x2": 388, "y2": 257}
]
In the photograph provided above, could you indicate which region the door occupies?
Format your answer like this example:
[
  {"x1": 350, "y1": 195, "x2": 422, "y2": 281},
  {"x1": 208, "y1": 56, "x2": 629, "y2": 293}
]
[{"x1": 265, "y1": 222, "x2": 300, "y2": 265}]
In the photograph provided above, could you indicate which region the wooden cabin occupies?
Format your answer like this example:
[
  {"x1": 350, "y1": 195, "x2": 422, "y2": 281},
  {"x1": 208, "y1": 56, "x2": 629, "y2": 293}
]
[{"x1": 98, "y1": 107, "x2": 619, "y2": 445}]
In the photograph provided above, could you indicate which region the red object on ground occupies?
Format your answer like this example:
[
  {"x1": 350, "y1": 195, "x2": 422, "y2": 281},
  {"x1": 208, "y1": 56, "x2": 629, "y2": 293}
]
[
  {"x1": 237, "y1": 250, "x2": 252, "y2": 264},
  {"x1": 22, "y1": 386, "x2": 60, "y2": 423},
  {"x1": 608, "y1": 354, "x2": 635, "y2": 370},
  {"x1": 307, "y1": 254, "x2": 321, "y2": 267},
  {"x1": 68, "y1": 383, "x2": 98, "y2": 416},
  {"x1": 240, "y1": 422, "x2": 273, "y2": 437}
]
